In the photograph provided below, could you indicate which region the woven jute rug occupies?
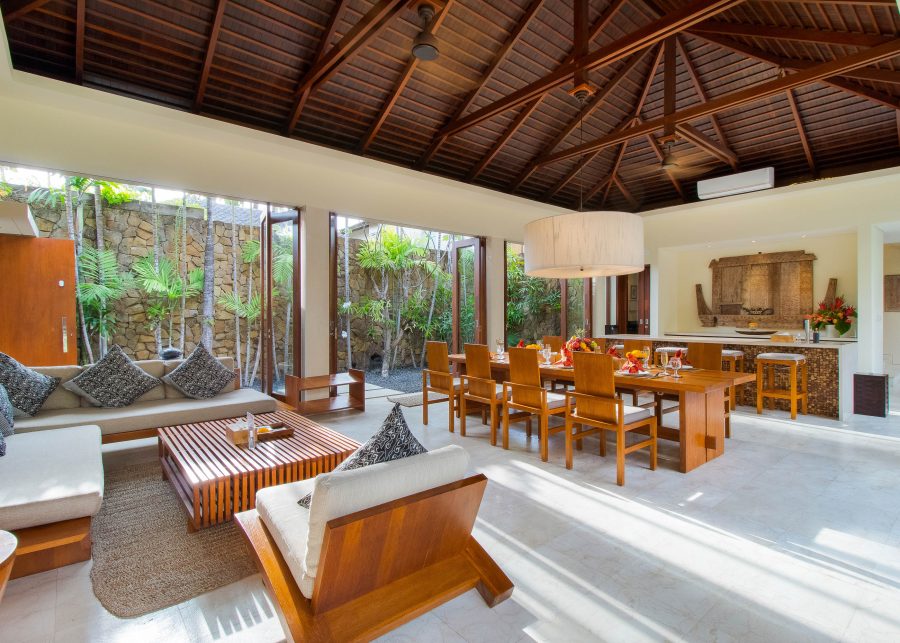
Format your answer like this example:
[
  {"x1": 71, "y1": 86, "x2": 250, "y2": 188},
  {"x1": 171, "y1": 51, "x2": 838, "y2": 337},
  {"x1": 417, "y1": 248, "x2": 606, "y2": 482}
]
[
  {"x1": 386, "y1": 391, "x2": 445, "y2": 407},
  {"x1": 90, "y1": 460, "x2": 257, "y2": 618}
]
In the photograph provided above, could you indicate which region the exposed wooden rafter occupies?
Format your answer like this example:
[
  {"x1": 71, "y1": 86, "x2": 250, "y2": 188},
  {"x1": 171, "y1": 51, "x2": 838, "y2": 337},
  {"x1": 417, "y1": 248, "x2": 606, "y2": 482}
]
[
  {"x1": 539, "y1": 38, "x2": 900, "y2": 167},
  {"x1": 359, "y1": 0, "x2": 455, "y2": 153},
  {"x1": 74, "y1": 0, "x2": 85, "y2": 84},
  {"x1": 785, "y1": 89, "x2": 816, "y2": 175},
  {"x1": 691, "y1": 22, "x2": 892, "y2": 48},
  {"x1": 676, "y1": 123, "x2": 738, "y2": 168},
  {"x1": 285, "y1": 0, "x2": 403, "y2": 134},
  {"x1": 417, "y1": 0, "x2": 547, "y2": 167},
  {"x1": 193, "y1": 0, "x2": 227, "y2": 112},
  {"x1": 439, "y1": 0, "x2": 746, "y2": 139},
  {"x1": 692, "y1": 33, "x2": 900, "y2": 111},
  {"x1": 465, "y1": 0, "x2": 629, "y2": 182},
  {"x1": 1, "y1": 0, "x2": 50, "y2": 22},
  {"x1": 644, "y1": 128, "x2": 685, "y2": 199}
]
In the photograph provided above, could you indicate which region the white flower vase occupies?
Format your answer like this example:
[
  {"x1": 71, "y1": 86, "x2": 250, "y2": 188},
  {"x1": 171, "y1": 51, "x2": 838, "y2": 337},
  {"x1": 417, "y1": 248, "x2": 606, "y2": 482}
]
[{"x1": 822, "y1": 324, "x2": 839, "y2": 338}]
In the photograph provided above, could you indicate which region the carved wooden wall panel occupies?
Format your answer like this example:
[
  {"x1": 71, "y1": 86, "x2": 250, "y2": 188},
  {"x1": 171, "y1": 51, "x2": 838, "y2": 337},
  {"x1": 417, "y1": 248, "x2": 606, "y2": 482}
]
[{"x1": 886, "y1": 275, "x2": 900, "y2": 312}]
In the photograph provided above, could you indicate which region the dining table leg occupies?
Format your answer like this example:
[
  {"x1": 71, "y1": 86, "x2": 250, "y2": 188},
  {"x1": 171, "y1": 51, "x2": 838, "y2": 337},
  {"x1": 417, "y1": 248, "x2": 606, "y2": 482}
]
[{"x1": 678, "y1": 389, "x2": 727, "y2": 473}]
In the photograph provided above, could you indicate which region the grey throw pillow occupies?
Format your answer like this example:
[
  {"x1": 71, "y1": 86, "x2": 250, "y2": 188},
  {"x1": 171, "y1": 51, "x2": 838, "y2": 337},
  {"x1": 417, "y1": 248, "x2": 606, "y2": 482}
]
[
  {"x1": 162, "y1": 344, "x2": 234, "y2": 399},
  {"x1": 63, "y1": 345, "x2": 161, "y2": 407},
  {"x1": 0, "y1": 352, "x2": 60, "y2": 417},
  {"x1": 298, "y1": 404, "x2": 426, "y2": 508}
]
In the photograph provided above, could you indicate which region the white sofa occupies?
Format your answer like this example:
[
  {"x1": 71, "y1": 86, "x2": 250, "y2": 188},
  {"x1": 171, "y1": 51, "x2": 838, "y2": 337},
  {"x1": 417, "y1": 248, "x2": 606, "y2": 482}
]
[{"x1": 14, "y1": 357, "x2": 277, "y2": 438}]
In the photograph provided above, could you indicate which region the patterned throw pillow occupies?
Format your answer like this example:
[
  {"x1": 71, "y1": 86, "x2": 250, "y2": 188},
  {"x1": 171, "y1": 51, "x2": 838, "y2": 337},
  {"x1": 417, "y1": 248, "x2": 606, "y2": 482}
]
[
  {"x1": 63, "y1": 345, "x2": 161, "y2": 407},
  {"x1": 162, "y1": 344, "x2": 234, "y2": 399},
  {"x1": 0, "y1": 384, "x2": 12, "y2": 456},
  {"x1": 298, "y1": 404, "x2": 426, "y2": 508},
  {"x1": 0, "y1": 352, "x2": 60, "y2": 417}
]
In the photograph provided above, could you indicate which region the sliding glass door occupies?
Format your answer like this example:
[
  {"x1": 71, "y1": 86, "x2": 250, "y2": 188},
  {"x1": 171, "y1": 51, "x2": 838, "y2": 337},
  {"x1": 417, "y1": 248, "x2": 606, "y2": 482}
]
[{"x1": 452, "y1": 237, "x2": 486, "y2": 353}]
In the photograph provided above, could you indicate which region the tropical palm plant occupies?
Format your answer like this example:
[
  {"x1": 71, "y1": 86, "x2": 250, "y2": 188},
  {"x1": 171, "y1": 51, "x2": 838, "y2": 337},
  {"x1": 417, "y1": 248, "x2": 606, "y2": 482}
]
[
  {"x1": 133, "y1": 255, "x2": 203, "y2": 349},
  {"x1": 77, "y1": 247, "x2": 134, "y2": 356}
]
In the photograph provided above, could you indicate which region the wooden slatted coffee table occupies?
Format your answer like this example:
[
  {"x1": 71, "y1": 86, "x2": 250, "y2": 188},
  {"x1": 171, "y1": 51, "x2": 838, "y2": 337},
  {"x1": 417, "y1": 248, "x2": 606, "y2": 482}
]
[{"x1": 159, "y1": 410, "x2": 359, "y2": 531}]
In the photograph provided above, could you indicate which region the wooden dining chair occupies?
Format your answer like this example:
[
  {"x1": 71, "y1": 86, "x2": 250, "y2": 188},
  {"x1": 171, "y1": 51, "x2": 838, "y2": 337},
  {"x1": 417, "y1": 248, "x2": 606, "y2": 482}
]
[
  {"x1": 541, "y1": 335, "x2": 563, "y2": 353},
  {"x1": 459, "y1": 344, "x2": 504, "y2": 445},
  {"x1": 422, "y1": 341, "x2": 464, "y2": 433},
  {"x1": 501, "y1": 348, "x2": 569, "y2": 462},
  {"x1": 686, "y1": 343, "x2": 732, "y2": 437},
  {"x1": 564, "y1": 352, "x2": 657, "y2": 485}
]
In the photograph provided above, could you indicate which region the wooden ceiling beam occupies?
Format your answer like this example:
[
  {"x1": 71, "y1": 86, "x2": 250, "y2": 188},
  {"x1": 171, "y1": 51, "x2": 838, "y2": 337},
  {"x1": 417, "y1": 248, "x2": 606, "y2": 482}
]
[
  {"x1": 676, "y1": 35, "x2": 735, "y2": 166},
  {"x1": 539, "y1": 38, "x2": 900, "y2": 167},
  {"x1": 2, "y1": 0, "x2": 50, "y2": 22},
  {"x1": 676, "y1": 122, "x2": 738, "y2": 168},
  {"x1": 464, "y1": 0, "x2": 630, "y2": 184},
  {"x1": 785, "y1": 88, "x2": 816, "y2": 175},
  {"x1": 692, "y1": 33, "x2": 900, "y2": 110},
  {"x1": 753, "y1": 0, "x2": 893, "y2": 5},
  {"x1": 467, "y1": 98, "x2": 541, "y2": 181},
  {"x1": 440, "y1": 0, "x2": 746, "y2": 139},
  {"x1": 74, "y1": 0, "x2": 85, "y2": 84},
  {"x1": 512, "y1": 48, "x2": 650, "y2": 192},
  {"x1": 573, "y1": 0, "x2": 590, "y2": 91},
  {"x1": 416, "y1": 0, "x2": 547, "y2": 167},
  {"x1": 691, "y1": 22, "x2": 891, "y2": 48},
  {"x1": 613, "y1": 175, "x2": 638, "y2": 210},
  {"x1": 285, "y1": 0, "x2": 403, "y2": 134},
  {"x1": 360, "y1": 0, "x2": 455, "y2": 153},
  {"x1": 193, "y1": 0, "x2": 227, "y2": 112}
]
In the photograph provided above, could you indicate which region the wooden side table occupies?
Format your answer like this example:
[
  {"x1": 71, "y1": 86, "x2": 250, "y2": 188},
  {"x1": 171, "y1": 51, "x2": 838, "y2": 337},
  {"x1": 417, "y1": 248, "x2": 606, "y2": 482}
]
[{"x1": 0, "y1": 530, "x2": 17, "y2": 604}]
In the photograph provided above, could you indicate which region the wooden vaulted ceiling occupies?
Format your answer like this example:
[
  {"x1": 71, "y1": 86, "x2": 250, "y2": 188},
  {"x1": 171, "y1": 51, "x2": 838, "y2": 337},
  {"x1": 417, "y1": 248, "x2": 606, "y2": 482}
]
[{"x1": 2, "y1": 0, "x2": 899, "y2": 212}]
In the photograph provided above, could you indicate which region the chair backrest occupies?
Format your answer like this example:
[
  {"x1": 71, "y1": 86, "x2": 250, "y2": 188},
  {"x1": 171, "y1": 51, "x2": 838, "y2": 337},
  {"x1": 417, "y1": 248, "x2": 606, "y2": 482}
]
[
  {"x1": 542, "y1": 335, "x2": 563, "y2": 352},
  {"x1": 507, "y1": 347, "x2": 543, "y2": 408},
  {"x1": 622, "y1": 339, "x2": 648, "y2": 355},
  {"x1": 425, "y1": 341, "x2": 452, "y2": 390},
  {"x1": 573, "y1": 352, "x2": 618, "y2": 424},
  {"x1": 687, "y1": 343, "x2": 723, "y2": 371},
  {"x1": 463, "y1": 343, "x2": 495, "y2": 399}
]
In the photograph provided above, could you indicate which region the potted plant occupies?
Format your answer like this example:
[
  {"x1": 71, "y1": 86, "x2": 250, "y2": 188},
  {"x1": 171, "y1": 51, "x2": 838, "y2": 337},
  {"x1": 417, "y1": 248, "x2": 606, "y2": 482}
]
[{"x1": 810, "y1": 296, "x2": 856, "y2": 337}]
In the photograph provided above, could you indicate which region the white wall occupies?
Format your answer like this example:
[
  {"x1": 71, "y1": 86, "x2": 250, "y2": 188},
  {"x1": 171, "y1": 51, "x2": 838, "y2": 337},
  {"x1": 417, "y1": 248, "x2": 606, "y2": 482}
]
[{"x1": 670, "y1": 232, "x2": 858, "y2": 331}]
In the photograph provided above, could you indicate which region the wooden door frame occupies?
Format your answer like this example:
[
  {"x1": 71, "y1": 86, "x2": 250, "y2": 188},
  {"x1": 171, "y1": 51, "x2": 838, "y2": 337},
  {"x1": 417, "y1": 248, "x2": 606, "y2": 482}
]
[
  {"x1": 615, "y1": 265, "x2": 650, "y2": 335},
  {"x1": 451, "y1": 236, "x2": 486, "y2": 354},
  {"x1": 328, "y1": 212, "x2": 338, "y2": 375},
  {"x1": 261, "y1": 205, "x2": 302, "y2": 400}
]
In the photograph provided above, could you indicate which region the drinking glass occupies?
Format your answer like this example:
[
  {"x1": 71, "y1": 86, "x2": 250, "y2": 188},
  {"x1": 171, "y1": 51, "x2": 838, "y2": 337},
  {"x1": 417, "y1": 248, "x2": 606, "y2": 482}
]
[
  {"x1": 541, "y1": 346, "x2": 552, "y2": 365},
  {"x1": 496, "y1": 340, "x2": 505, "y2": 361},
  {"x1": 669, "y1": 356, "x2": 682, "y2": 379},
  {"x1": 661, "y1": 351, "x2": 669, "y2": 374},
  {"x1": 642, "y1": 345, "x2": 651, "y2": 370}
]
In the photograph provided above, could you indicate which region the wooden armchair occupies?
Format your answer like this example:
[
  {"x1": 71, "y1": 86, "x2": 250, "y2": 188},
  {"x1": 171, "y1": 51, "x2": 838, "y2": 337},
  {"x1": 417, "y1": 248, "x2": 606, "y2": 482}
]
[
  {"x1": 459, "y1": 344, "x2": 504, "y2": 445},
  {"x1": 236, "y1": 446, "x2": 513, "y2": 643},
  {"x1": 502, "y1": 348, "x2": 570, "y2": 462},
  {"x1": 422, "y1": 341, "x2": 463, "y2": 433},
  {"x1": 564, "y1": 352, "x2": 657, "y2": 485}
]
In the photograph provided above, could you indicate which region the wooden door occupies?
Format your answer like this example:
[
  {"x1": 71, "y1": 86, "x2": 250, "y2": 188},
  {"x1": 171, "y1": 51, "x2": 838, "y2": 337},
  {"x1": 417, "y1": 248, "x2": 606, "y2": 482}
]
[
  {"x1": 0, "y1": 235, "x2": 77, "y2": 365},
  {"x1": 451, "y1": 237, "x2": 486, "y2": 353}
]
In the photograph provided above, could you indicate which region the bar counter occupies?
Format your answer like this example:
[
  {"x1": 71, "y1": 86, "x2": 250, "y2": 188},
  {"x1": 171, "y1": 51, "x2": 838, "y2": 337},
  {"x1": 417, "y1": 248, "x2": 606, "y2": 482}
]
[{"x1": 599, "y1": 334, "x2": 857, "y2": 420}]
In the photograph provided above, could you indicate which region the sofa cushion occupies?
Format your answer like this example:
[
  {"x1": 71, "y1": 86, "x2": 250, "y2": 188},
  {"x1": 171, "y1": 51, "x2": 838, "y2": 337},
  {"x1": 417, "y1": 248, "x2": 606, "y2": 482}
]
[
  {"x1": 0, "y1": 425, "x2": 104, "y2": 530},
  {"x1": 13, "y1": 387, "x2": 277, "y2": 436},
  {"x1": 0, "y1": 352, "x2": 61, "y2": 417},
  {"x1": 164, "y1": 356, "x2": 235, "y2": 399},
  {"x1": 32, "y1": 366, "x2": 83, "y2": 410},
  {"x1": 299, "y1": 445, "x2": 469, "y2": 599},
  {"x1": 64, "y1": 345, "x2": 161, "y2": 407},
  {"x1": 298, "y1": 404, "x2": 425, "y2": 508},
  {"x1": 163, "y1": 345, "x2": 235, "y2": 400},
  {"x1": 0, "y1": 384, "x2": 12, "y2": 439},
  {"x1": 255, "y1": 478, "x2": 314, "y2": 597}
]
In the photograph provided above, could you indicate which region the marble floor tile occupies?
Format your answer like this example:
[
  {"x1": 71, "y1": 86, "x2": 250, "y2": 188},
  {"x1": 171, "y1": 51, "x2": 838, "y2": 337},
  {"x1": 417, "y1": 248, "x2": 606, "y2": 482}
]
[{"x1": 4, "y1": 398, "x2": 900, "y2": 642}]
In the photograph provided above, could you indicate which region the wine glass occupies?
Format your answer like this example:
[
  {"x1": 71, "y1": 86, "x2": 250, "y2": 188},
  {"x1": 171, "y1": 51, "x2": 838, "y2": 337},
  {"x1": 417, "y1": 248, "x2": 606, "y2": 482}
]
[
  {"x1": 660, "y1": 351, "x2": 669, "y2": 374},
  {"x1": 541, "y1": 345, "x2": 552, "y2": 365},
  {"x1": 642, "y1": 345, "x2": 651, "y2": 370},
  {"x1": 669, "y1": 356, "x2": 683, "y2": 379},
  {"x1": 496, "y1": 340, "x2": 505, "y2": 361}
]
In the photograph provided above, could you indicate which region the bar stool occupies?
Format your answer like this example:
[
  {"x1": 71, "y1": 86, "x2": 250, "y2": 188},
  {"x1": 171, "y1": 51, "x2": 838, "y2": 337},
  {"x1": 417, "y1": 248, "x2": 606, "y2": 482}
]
[
  {"x1": 756, "y1": 352, "x2": 808, "y2": 420},
  {"x1": 655, "y1": 346, "x2": 686, "y2": 367},
  {"x1": 722, "y1": 349, "x2": 745, "y2": 410}
]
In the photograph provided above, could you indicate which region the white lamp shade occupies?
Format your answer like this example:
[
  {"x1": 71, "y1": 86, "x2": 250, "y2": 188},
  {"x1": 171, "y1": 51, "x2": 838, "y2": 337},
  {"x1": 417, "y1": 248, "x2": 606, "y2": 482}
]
[{"x1": 523, "y1": 211, "x2": 644, "y2": 278}]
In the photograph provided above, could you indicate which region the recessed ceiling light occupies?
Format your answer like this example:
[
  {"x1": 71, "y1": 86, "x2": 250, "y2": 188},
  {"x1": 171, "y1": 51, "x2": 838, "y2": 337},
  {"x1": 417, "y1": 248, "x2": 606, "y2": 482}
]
[
  {"x1": 801, "y1": 234, "x2": 807, "y2": 238},
  {"x1": 751, "y1": 240, "x2": 757, "y2": 244}
]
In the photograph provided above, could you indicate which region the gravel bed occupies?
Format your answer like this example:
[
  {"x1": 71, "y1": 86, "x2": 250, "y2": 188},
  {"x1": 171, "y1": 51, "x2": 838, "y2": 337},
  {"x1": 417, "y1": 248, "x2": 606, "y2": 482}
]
[{"x1": 365, "y1": 366, "x2": 423, "y2": 393}]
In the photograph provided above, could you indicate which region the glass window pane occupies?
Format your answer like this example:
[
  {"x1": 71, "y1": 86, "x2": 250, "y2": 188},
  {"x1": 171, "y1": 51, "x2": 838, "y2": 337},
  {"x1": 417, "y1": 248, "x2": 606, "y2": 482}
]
[{"x1": 505, "y1": 242, "x2": 560, "y2": 346}]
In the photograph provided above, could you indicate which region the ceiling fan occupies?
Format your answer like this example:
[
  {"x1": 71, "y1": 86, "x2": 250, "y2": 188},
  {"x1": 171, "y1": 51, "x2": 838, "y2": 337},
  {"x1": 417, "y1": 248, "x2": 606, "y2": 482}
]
[{"x1": 412, "y1": 3, "x2": 440, "y2": 61}]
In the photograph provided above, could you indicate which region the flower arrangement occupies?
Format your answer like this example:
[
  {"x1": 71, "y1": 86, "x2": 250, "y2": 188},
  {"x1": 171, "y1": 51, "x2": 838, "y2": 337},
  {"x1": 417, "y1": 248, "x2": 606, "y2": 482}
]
[
  {"x1": 556, "y1": 335, "x2": 599, "y2": 367},
  {"x1": 810, "y1": 295, "x2": 856, "y2": 335}
]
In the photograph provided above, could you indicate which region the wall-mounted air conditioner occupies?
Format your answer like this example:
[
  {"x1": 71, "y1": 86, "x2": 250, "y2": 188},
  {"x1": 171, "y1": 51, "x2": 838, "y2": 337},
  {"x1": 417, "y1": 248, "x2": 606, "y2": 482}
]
[{"x1": 697, "y1": 167, "x2": 775, "y2": 200}]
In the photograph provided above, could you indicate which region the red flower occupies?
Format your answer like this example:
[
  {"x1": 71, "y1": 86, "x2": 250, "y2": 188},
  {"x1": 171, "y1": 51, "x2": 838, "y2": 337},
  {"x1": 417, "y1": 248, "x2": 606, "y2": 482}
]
[
  {"x1": 834, "y1": 296, "x2": 844, "y2": 308},
  {"x1": 517, "y1": 339, "x2": 525, "y2": 348}
]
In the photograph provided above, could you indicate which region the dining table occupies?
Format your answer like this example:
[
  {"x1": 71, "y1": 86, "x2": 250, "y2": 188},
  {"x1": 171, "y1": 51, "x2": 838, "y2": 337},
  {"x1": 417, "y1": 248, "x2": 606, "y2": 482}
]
[{"x1": 448, "y1": 353, "x2": 756, "y2": 473}]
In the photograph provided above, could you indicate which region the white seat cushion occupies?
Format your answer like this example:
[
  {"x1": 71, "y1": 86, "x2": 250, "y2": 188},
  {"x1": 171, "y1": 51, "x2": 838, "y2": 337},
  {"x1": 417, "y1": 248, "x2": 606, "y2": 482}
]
[
  {"x1": 0, "y1": 425, "x2": 104, "y2": 530},
  {"x1": 757, "y1": 352, "x2": 804, "y2": 361},
  {"x1": 255, "y1": 478, "x2": 315, "y2": 597},
  {"x1": 613, "y1": 344, "x2": 624, "y2": 351},
  {"x1": 722, "y1": 349, "x2": 744, "y2": 358},
  {"x1": 547, "y1": 392, "x2": 568, "y2": 409},
  {"x1": 655, "y1": 346, "x2": 686, "y2": 354},
  {"x1": 623, "y1": 405, "x2": 653, "y2": 424},
  {"x1": 301, "y1": 445, "x2": 469, "y2": 599},
  {"x1": 13, "y1": 387, "x2": 276, "y2": 435}
]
